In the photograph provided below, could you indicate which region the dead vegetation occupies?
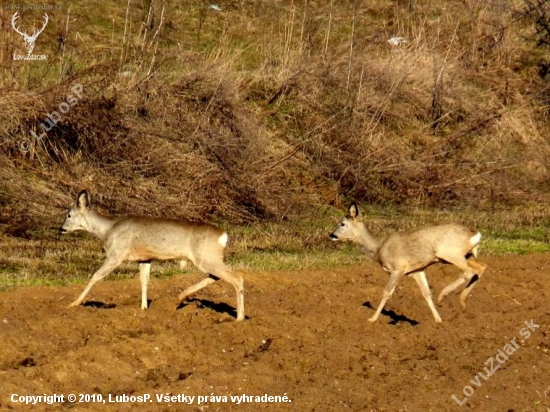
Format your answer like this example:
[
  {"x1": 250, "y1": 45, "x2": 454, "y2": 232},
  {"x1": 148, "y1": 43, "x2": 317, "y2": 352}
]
[{"x1": 0, "y1": 0, "x2": 549, "y2": 236}]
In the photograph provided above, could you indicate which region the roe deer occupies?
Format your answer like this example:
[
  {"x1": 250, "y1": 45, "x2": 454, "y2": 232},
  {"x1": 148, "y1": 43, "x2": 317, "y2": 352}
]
[
  {"x1": 329, "y1": 203, "x2": 486, "y2": 323},
  {"x1": 60, "y1": 190, "x2": 245, "y2": 321}
]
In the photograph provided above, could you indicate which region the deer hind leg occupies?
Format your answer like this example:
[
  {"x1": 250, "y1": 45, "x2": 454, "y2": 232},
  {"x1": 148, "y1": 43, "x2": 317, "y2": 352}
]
[
  {"x1": 206, "y1": 264, "x2": 244, "y2": 321},
  {"x1": 437, "y1": 276, "x2": 467, "y2": 304},
  {"x1": 436, "y1": 254, "x2": 486, "y2": 308},
  {"x1": 369, "y1": 270, "x2": 403, "y2": 323},
  {"x1": 184, "y1": 257, "x2": 245, "y2": 321},
  {"x1": 178, "y1": 275, "x2": 219, "y2": 303},
  {"x1": 458, "y1": 259, "x2": 486, "y2": 309},
  {"x1": 411, "y1": 271, "x2": 442, "y2": 323},
  {"x1": 139, "y1": 262, "x2": 151, "y2": 310},
  {"x1": 68, "y1": 256, "x2": 123, "y2": 308}
]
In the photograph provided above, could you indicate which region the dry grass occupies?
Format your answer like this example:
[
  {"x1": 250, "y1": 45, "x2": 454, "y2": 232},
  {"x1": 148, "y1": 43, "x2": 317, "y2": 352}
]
[{"x1": 0, "y1": 0, "x2": 549, "y2": 284}]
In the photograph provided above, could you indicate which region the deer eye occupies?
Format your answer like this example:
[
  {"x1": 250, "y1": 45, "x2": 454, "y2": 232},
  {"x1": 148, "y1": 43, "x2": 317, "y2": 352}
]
[
  {"x1": 341, "y1": 222, "x2": 345, "y2": 227},
  {"x1": 67, "y1": 213, "x2": 72, "y2": 218}
]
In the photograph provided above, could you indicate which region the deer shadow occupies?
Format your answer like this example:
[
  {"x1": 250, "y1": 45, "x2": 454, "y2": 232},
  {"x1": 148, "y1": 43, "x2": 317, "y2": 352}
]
[
  {"x1": 177, "y1": 298, "x2": 248, "y2": 320},
  {"x1": 82, "y1": 301, "x2": 117, "y2": 309},
  {"x1": 362, "y1": 301, "x2": 419, "y2": 326}
]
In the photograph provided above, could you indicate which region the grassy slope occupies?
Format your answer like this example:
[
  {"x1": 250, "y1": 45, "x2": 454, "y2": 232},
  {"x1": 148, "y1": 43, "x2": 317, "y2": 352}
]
[{"x1": 0, "y1": 1, "x2": 549, "y2": 288}]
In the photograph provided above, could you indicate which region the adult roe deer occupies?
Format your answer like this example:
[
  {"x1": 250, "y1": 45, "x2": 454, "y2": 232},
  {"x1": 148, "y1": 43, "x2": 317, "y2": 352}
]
[
  {"x1": 329, "y1": 203, "x2": 486, "y2": 323},
  {"x1": 60, "y1": 190, "x2": 245, "y2": 320}
]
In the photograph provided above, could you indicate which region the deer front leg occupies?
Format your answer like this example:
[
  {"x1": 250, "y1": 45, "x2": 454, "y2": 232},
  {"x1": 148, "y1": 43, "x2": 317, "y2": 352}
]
[
  {"x1": 369, "y1": 271, "x2": 402, "y2": 323},
  {"x1": 139, "y1": 262, "x2": 151, "y2": 310},
  {"x1": 68, "y1": 257, "x2": 121, "y2": 308},
  {"x1": 412, "y1": 271, "x2": 442, "y2": 323}
]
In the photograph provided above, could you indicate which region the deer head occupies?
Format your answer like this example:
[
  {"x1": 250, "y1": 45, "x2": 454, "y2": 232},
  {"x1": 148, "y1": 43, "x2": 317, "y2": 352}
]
[{"x1": 12, "y1": 12, "x2": 49, "y2": 55}]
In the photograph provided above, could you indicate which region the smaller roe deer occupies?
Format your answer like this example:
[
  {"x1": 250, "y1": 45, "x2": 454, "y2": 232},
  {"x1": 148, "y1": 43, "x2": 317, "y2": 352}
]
[
  {"x1": 330, "y1": 203, "x2": 486, "y2": 323},
  {"x1": 60, "y1": 190, "x2": 244, "y2": 320}
]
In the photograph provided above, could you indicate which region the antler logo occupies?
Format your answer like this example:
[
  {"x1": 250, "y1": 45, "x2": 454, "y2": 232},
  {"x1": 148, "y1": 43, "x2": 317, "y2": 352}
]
[{"x1": 12, "y1": 11, "x2": 49, "y2": 56}]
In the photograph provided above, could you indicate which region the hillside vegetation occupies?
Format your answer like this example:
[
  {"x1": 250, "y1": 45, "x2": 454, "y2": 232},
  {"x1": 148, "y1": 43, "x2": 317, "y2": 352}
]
[{"x1": 0, "y1": 0, "x2": 549, "y2": 246}]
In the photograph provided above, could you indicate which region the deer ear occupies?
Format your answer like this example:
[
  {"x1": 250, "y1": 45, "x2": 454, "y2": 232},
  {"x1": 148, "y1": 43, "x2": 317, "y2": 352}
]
[
  {"x1": 76, "y1": 190, "x2": 90, "y2": 209},
  {"x1": 348, "y1": 202, "x2": 359, "y2": 219}
]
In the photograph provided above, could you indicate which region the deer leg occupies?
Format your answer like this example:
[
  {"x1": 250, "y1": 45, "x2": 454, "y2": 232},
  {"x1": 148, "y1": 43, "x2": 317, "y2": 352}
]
[
  {"x1": 68, "y1": 257, "x2": 122, "y2": 308},
  {"x1": 411, "y1": 271, "x2": 442, "y2": 323},
  {"x1": 235, "y1": 273, "x2": 245, "y2": 321},
  {"x1": 438, "y1": 276, "x2": 467, "y2": 303},
  {"x1": 139, "y1": 262, "x2": 151, "y2": 310},
  {"x1": 459, "y1": 260, "x2": 487, "y2": 309},
  {"x1": 436, "y1": 254, "x2": 486, "y2": 308},
  {"x1": 208, "y1": 268, "x2": 244, "y2": 321},
  {"x1": 368, "y1": 270, "x2": 402, "y2": 323},
  {"x1": 178, "y1": 275, "x2": 219, "y2": 302},
  {"x1": 185, "y1": 259, "x2": 245, "y2": 321}
]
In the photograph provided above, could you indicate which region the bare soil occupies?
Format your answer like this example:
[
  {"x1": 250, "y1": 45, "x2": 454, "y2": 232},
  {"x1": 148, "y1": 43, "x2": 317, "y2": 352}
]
[{"x1": 0, "y1": 254, "x2": 549, "y2": 411}]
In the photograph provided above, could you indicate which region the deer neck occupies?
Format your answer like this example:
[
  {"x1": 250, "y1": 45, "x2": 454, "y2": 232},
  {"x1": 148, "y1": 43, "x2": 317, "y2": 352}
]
[
  {"x1": 357, "y1": 222, "x2": 381, "y2": 259},
  {"x1": 86, "y1": 210, "x2": 117, "y2": 241}
]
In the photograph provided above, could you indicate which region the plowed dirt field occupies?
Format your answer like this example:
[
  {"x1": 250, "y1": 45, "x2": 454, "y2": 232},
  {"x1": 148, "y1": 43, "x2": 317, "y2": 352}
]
[{"x1": 1, "y1": 253, "x2": 549, "y2": 411}]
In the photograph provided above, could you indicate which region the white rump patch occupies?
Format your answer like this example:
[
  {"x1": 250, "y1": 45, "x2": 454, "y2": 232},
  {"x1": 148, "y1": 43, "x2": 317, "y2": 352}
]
[
  {"x1": 470, "y1": 232, "x2": 482, "y2": 246},
  {"x1": 218, "y1": 232, "x2": 228, "y2": 247}
]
